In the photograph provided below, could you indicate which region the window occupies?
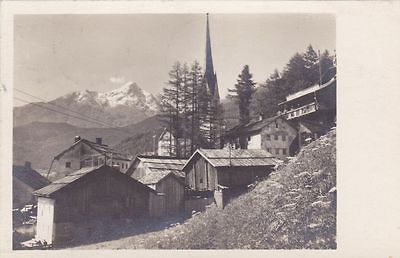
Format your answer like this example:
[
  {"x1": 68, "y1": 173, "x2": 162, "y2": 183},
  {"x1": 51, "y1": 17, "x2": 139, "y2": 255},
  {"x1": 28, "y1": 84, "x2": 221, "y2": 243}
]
[
  {"x1": 282, "y1": 148, "x2": 287, "y2": 155},
  {"x1": 266, "y1": 148, "x2": 271, "y2": 153},
  {"x1": 275, "y1": 148, "x2": 280, "y2": 155},
  {"x1": 274, "y1": 135, "x2": 278, "y2": 140},
  {"x1": 275, "y1": 122, "x2": 279, "y2": 128},
  {"x1": 266, "y1": 134, "x2": 271, "y2": 140},
  {"x1": 248, "y1": 136, "x2": 251, "y2": 141},
  {"x1": 65, "y1": 162, "x2": 71, "y2": 168},
  {"x1": 282, "y1": 135, "x2": 286, "y2": 141},
  {"x1": 200, "y1": 178, "x2": 203, "y2": 184}
]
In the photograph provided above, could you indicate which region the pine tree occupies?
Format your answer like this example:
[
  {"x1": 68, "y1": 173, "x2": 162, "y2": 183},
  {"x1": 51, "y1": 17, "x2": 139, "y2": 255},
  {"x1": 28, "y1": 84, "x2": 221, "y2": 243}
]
[
  {"x1": 230, "y1": 65, "x2": 256, "y2": 125},
  {"x1": 249, "y1": 45, "x2": 336, "y2": 119}
]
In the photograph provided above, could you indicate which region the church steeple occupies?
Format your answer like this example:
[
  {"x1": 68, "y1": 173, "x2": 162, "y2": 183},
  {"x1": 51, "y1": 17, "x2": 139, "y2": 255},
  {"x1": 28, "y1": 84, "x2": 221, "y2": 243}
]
[{"x1": 204, "y1": 13, "x2": 219, "y2": 99}]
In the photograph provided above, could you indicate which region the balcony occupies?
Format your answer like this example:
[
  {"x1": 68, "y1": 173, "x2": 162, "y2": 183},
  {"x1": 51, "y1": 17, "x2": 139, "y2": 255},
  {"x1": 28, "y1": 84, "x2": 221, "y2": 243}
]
[{"x1": 282, "y1": 102, "x2": 318, "y2": 120}]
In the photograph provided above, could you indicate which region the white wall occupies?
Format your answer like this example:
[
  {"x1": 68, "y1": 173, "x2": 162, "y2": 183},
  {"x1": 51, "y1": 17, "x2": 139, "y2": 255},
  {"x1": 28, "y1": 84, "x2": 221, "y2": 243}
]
[
  {"x1": 247, "y1": 134, "x2": 262, "y2": 149},
  {"x1": 36, "y1": 197, "x2": 55, "y2": 244}
]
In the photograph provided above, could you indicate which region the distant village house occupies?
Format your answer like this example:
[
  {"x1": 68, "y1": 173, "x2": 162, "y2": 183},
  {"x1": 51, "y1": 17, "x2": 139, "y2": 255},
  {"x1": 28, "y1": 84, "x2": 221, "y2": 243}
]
[
  {"x1": 223, "y1": 116, "x2": 298, "y2": 158},
  {"x1": 157, "y1": 128, "x2": 191, "y2": 158},
  {"x1": 48, "y1": 136, "x2": 132, "y2": 181}
]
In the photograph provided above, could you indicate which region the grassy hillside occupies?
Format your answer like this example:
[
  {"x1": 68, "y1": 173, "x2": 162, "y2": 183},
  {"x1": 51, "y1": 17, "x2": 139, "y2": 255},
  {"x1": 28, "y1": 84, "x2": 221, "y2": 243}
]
[{"x1": 74, "y1": 128, "x2": 336, "y2": 250}]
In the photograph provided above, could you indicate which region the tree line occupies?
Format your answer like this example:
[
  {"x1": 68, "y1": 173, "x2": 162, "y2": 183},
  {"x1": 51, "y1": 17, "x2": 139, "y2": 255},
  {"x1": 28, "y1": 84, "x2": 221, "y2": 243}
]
[
  {"x1": 158, "y1": 61, "x2": 223, "y2": 158},
  {"x1": 159, "y1": 45, "x2": 335, "y2": 157}
]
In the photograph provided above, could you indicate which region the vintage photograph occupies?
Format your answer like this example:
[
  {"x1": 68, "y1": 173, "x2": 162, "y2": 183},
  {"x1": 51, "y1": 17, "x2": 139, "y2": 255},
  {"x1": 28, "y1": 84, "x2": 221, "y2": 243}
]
[{"x1": 12, "y1": 13, "x2": 336, "y2": 249}]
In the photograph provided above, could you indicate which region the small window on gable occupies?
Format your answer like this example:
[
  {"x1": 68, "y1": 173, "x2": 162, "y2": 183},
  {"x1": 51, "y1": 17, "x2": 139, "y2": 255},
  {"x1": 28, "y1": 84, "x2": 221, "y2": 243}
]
[
  {"x1": 248, "y1": 136, "x2": 251, "y2": 141},
  {"x1": 65, "y1": 162, "x2": 71, "y2": 168}
]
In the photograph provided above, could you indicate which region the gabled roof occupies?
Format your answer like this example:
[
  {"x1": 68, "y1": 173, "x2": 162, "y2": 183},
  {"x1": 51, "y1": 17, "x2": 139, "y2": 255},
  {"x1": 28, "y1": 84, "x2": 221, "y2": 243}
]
[
  {"x1": 279, "y1": 76, "x2": 336, "y2": 105},
  {"x1": 130, "y1": 155, "x2": 187, "y2": 178},
  {"x1": 224, "y1": 115, "x2": 296, "y2": 138},
  {"x1": 13, "y1": 165, "x2": 50, "y2": 190},
  {"x1": 54, "y1": 138, "x2": 132, "y2": 161},
  {"x1": 183, "y1": 149, "x2": 278, "y2": 171},
  {"x1": 139, "y1": 168, "x2": 185, "y2": 186},
  {"x1": 33, "y1": 165, "x2": 157, "y2": 197}
]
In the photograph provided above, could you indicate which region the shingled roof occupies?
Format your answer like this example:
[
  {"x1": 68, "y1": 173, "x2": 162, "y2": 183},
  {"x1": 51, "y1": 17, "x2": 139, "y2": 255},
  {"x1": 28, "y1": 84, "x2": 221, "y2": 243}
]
[
  {"x1": 129, "y1": 155, "x2": 187, "y2": 178},
  {"x1": 13, "y1": 164, "x2": 50, "y2": 190},
  {"x1": 183, "y1": 149, "x2": 279, "y2": 170},
  {"x1": 34, "y1": 165, "x2": 157, "y2": 197},
  {"x1": 138, "y1": 169, "x2": 185, "y2": 187},
  {"x1": 224, "y1": 115, "x2": 296, "y2": 138},
  {"x1": 54, "y1": 138, "x2": 132, "y2": 161}
]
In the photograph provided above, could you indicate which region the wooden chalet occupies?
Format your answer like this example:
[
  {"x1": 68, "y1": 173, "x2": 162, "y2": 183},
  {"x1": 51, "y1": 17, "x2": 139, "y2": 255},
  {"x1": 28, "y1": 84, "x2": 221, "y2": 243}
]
[
  {"x1": 48, "y1": 136, "x2": 132, "y2": 181},
  {"x1": 223, "y1": 116, "x2": 298, "y2": 158},
  {"x1": 278, "y1": 68, "x2": 336, "y2": 127},
  {"x1": 33, "y1": 165, "x2": 162, "y2": 245},
  {"x1": 278, "y1": 69, "x2": 336, "y2": 147},
  {"x1": 126, "y1": 155, "x2": 186, "y2": 216},
  {"x1": 182, "y1": 149, "x2": 279, "y2": 208},
  {"x1": 13, "y1": 162, "x2": 50, "y2": 208}
]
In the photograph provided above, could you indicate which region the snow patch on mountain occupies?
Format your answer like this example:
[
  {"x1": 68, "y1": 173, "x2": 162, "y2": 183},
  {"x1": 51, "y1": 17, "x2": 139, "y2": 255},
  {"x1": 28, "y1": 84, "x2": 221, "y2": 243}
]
[{"x1": 67, "y1": 82, "x2": 159, "y2": 112}]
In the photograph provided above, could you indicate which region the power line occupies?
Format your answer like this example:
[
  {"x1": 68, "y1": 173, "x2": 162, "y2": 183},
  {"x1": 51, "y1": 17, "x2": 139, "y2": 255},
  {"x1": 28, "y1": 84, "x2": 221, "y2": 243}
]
[
  {"x1": 13, "y1": 97, "x2": 135, "y2": 136},
  {"x1": 14, "y1": 88, "x2": 118, "y2": 128}
]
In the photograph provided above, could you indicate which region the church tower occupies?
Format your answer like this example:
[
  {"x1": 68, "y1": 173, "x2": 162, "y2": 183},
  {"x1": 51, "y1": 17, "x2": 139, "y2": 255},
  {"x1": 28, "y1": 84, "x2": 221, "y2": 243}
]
[
  {"x1": 202, "y1": 13, "x2": 222, "y2": 148},
  {"x1": 204, "y1": 13, "x2": 220, "y2": 103}
]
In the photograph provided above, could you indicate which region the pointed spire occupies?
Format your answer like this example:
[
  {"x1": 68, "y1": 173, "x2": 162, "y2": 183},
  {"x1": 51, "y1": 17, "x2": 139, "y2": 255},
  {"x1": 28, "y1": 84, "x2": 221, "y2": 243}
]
[{"x1": 204, "y1": 13, "x2": 218, "y2": 98}]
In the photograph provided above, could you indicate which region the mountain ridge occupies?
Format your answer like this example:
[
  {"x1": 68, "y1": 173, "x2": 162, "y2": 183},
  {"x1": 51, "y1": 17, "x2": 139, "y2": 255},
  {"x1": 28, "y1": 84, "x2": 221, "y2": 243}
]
[{"x1": 14, "y1": 82, "x2": 160, "y2": 128}]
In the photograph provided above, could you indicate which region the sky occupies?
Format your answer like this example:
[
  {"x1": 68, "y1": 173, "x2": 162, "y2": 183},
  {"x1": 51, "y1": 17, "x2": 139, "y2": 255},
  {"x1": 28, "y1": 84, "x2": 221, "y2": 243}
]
[{"x1": 14, "y1": 14, "x2": 335, "y2": 106}]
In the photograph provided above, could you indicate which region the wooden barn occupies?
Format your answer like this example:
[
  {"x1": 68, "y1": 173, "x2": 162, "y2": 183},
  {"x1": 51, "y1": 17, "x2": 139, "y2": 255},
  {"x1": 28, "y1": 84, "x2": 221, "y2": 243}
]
[
  {"x1": 13, "y1": 162, "x2": 50, "y2": 208},
  {"x1": 33, "y1": 165, "x2": 162, "y2": 245},
  {"x1": 223, "y1": 115, "x2": 298, "y2": 158},
  {"x1": 48, "y1": 136, "x2": 132, "y2": 181},
  {"x1": 183, "y1": 149, "x2": 279, "y2": 208},
  {"x1": 126, "y1": 155, "x2": 186, "y2": 216}
]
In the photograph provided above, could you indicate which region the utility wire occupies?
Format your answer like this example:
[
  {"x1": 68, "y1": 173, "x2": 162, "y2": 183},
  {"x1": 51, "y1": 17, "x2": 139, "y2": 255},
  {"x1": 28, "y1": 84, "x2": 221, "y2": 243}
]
[
  {"x1": 14, "y1": 97, "x2": 136, "y2": 136},
  {"x1": 14, "y1": 88, "x2": 119, "y2": 128}
]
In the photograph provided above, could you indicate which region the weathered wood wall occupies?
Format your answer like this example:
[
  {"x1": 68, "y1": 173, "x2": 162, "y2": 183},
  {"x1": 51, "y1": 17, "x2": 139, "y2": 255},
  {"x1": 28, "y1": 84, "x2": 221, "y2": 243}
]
[
  {"x1": 185, "y1": 156, "x2": 218, "y2": 191},
  {"x1": 157, "y1": 175, "x2": 185, "y2": 215},
  {"x1": 149, "y1": 192, "x2": 166, "y2": 218},
  {"x1": 53, "y1": 168, "x2": 150, "y2": 224},
  {"x1": 218, "y1": 166, "x2": 273, "y2": 187}
]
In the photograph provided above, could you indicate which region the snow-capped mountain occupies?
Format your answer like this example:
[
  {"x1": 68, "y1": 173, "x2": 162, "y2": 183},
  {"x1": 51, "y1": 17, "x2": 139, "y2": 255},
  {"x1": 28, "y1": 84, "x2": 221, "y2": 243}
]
[
  {"x1": 14, "y1": 82, "x2": 160, "y2": 128},
  {"x1": 68, "y1": 82, "x2": 159, "y2": 111}
]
